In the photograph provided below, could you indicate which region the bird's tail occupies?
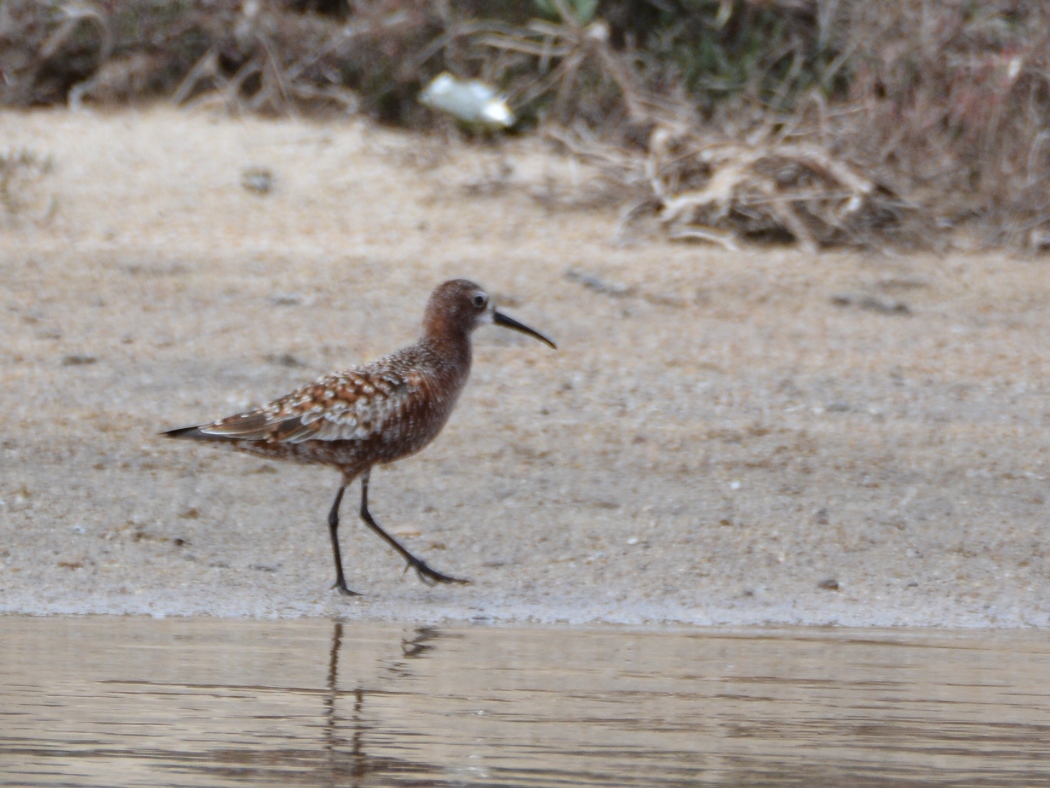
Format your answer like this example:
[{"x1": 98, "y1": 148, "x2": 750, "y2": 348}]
[{"x1": 161, "y1": 425, "x2": 214, "y2": 441}]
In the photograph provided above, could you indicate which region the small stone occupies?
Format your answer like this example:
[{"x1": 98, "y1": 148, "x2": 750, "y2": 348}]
[
  {"x1": 241, "y1": 166, "x2": 274, "y2": 194},
  {"x1": 61, "y1": 354, "x2": 97, "y2": 366}
]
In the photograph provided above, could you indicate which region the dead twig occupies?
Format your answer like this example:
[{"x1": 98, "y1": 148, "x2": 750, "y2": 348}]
[{"x1": 647, "y1": 126, "x2": 882, "y2": 250}]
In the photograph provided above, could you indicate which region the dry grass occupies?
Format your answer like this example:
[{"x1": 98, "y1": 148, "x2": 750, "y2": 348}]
[
  {"x1": 1, "y1": 0, "x2": 1048, "y2": 249},
  {"x1": 836, "y1": 1, "x2": 1050, "y2": 247}
]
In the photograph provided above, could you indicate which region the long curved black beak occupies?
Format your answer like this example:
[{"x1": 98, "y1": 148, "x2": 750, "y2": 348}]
[{"x1": 494, "y1": 310, "x2": 557, "y2": 349}]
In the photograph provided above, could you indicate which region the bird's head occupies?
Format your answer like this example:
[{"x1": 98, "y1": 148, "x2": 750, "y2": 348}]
[{"x1": 423, "y1": 279, "x2": 556, "y2": 349}]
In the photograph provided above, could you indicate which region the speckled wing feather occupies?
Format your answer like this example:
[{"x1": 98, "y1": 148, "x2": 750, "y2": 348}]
[{"x1": 200, "y1": 366, "x2": 420, "y2": 445}]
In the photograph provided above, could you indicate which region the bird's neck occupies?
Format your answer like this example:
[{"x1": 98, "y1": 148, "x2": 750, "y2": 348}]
[{"x1": 420, "y1": 325, "x2": 473, "y2": 375}]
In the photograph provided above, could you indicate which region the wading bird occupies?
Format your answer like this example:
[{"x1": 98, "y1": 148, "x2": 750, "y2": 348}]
[{"x1": 164, "y1": 279, "x2": 555, "y2": 595}]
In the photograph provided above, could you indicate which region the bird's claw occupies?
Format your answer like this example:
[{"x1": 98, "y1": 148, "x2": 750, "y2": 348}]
[
  {"x1": 332, "y1": 579, "x2": 361, "y2": 597},
  {"x1": 404, "y1": 558, "x2": 469, "y2": 586}
]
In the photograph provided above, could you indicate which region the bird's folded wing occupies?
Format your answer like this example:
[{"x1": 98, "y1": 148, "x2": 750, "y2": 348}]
[{"x1": 198, "y1": 368, "x2": 418, "y2": 443}]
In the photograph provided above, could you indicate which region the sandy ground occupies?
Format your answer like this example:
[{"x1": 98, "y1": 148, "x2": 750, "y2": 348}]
[{"x1": 1, "y1": 107, "x2": 1049, "y2": 626}]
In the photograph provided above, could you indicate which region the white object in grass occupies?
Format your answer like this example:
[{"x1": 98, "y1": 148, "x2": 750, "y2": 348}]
[{"x1": 419, "y1": 72, "x2": 515, "y2": 130}]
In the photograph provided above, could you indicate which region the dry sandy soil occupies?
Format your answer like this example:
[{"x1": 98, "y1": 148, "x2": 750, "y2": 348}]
[{"x1": 1, "y1": 108, "x2": 1049, "y2": 626}]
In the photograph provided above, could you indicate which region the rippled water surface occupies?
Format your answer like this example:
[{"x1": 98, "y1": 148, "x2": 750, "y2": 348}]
[{"x1": 2, "y1": 617, "x2": 1050, "y2": 786}]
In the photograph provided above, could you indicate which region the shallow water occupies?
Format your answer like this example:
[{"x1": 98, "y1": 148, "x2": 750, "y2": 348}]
[{"x1": 2, "y1": 617, "x2": 1050, "y2": 786}]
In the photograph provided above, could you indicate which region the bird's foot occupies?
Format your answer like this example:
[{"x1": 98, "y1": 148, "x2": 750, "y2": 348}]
[
  {"x1": 404, "y1": 558, "x2": 470, "y2": 586},
  {"x1": 332, "y1": 579, "x2": 361, "y2": 597}
]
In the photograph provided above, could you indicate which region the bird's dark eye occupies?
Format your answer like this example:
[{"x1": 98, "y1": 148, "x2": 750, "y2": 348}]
[{"x1": 472, "y1": 293, "x2": 487, "y2": 309}]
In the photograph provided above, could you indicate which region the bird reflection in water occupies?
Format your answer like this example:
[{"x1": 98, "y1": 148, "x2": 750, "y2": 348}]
[{"x1": 322, "y1": 621, "x2": 448, "y2": 786}]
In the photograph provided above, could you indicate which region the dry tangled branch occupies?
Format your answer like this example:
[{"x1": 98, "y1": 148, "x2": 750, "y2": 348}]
[
  {"x1": 647, "y1": 126, "x2": 888, "y2": 252},
  {"x1": 548, "y1": 122, "x2": 906, "y2": 251}
]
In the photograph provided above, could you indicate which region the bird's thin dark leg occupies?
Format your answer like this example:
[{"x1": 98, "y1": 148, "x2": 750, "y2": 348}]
[
  {"x1": 328, "y1": 484, "x2": 359, "y2": 596},
  {"x1": 359, "y1": 469, "x2": 469, "y2": 586}
]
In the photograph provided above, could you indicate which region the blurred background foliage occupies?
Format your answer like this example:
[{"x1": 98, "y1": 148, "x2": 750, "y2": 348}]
[{"x1": 1, "y1": 0, "x2": 1047, "y2": 246}]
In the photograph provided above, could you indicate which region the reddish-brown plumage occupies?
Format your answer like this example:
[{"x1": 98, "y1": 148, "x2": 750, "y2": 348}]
[{"x1": 164, "y1": 279, "x2": 555, "y2": 595}]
